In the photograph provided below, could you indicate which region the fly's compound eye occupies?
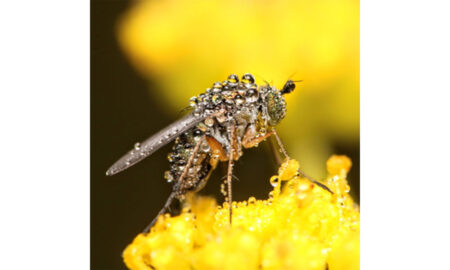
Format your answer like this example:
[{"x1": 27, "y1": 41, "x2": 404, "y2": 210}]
[
  {"x1": 266, "y1": 90, "x2": 287, "y2": 126},
  {"x1": 241, "y1": 73, "x2": 255, "y2": 85}
]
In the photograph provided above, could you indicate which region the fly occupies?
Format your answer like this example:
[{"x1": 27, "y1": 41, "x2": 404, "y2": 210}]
[{"x1": 106, "y1": 73, "x2": 331, "y2": 233}]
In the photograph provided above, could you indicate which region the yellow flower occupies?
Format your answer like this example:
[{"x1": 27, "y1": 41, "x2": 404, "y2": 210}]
[
  {"x1": 117, "y1": 0, "x2": 360, "y2": 178},
  {"x1": 123, "y1": 155, "x2": 359, "y2": 270}
]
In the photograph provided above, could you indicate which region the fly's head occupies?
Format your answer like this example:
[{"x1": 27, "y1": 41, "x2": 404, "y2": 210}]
[{"x1": 260, "y1": 80, "x2": 297, "y2": 126}]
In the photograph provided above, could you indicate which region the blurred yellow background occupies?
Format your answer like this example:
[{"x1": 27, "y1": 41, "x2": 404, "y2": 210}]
[{"x1": 116, "y1": 0, "x2": 359, "y2": 181}]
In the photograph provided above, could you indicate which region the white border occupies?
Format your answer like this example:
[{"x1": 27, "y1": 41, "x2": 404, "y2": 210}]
[
  {"x1": 362, "y1": 0, "x2": 450, "y2": 269},
  {"x1": 1, "y1": 0, "x2": 450, "y2": 269},
  {"x1": 0, "y1": 0, "x2": 89, "y2": 269}
]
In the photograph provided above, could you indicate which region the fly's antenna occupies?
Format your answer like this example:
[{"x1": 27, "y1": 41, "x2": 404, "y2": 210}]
[
  {"x1": 287, "y1": 71, "x2": 297, "y2": 80},
  {"x1": 287, "y1": 71, "x2": 303, "y2": 83},
  {"x1": 143, "y1": 192, "x2": 177, "y2": 233}
]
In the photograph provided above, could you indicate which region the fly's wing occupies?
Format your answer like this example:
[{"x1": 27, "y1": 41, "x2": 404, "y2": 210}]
[{"x1": 106, "y1": 113, "x2": 205, "y2": 176}]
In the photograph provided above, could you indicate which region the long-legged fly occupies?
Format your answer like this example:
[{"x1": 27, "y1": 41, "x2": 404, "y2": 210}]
[{"x1": 106, "y1": 73, "x2": 331, "y2": 233}]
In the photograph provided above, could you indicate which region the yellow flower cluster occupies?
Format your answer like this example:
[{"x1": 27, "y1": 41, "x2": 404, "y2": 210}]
[{"x1": 123, "y1": 156, "x2": 359, "y2": 270}]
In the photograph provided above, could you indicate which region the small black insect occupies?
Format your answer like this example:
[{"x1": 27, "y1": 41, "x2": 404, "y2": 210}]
[{"x1": 106, "y1": 73, "x2": 330, "y2": 233}]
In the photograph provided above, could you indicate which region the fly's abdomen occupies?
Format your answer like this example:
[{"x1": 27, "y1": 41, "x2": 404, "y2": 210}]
[{"x1": 164, "y1": 127, "x2": 217, "y2": 197}]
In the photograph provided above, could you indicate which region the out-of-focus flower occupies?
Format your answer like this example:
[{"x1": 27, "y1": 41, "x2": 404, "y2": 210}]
[
  {"x1": 123, "y1": 155, "x2": 359, "y2": 270},
  {"x1": 117, "y1": 0, "x2": 359, "y2": 178}
]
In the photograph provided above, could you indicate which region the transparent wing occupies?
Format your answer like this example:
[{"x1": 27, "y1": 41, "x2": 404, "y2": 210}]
[{"x1": 106, "y1": 113, "x2": 205, "y2": 176}]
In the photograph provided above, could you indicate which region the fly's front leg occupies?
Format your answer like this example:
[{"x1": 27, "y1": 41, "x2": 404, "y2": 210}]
[
  {"x1": 242, "y1": 124, "x2": 274, "y2": 149},
  {"x1": 271, "y1": 128, "x2": 290, "y2": 159},
  {"x1": 270, "y1": 129, "x2": 333, "y2": 194}
]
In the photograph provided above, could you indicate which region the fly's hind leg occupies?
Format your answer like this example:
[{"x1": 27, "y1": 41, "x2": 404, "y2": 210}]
[
  {"x1": 143, "y1": 192, "x2": 177, "y2": 233},
  {"x1": 142, "y1": 135, "x2": 205, "y2": 234}
]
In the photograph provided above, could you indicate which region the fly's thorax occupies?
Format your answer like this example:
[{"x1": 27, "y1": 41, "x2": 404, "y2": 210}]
[
  {"x1": 190, "y1": 73, "x2": 288, "y2": 130},
  {"x1": 190, "y1": 73, "x2": 260, "y2": 120}
]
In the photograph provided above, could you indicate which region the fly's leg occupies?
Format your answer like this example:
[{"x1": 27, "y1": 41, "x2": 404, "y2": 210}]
[
  {"x1": 242, "y1": 124, "x2": 274, "y2": 149},
  {"x1": 177, "y1": 135, "x2": 206, "y2": 192},
  {"x1": 268, "y1": 136, "x2": 283, "y2": 165},
  {"x1": 242, "y1": 132, "x2": 274, "y2": 148},
  {"x1": 243, "y1": 125, "x2": 281, "y2": 165},
  {"x1": 226, "y1": 125, "x2": 237, "y2": 225},
  {"x1": 143, "y1": 192, "x2": 176, "y2": 233},
  {"x1": 271, "y1": 128, "x2": 289, "y2": 159},
  {"x1": 226, "y1": 152, "x2": 234, "y2": 224},
  {"x1": 205, "y1": 135, "x2": 235, "y2": 223},
  {"x1": 271, "y1": 128, "x2": 333, "y2": 194},
  {"x1": 296, "y1": 170, "x2": 333, "y2": 194},
  {"x1": 243, "y1": 126, "x2": 286, "y2": 160},
  {"x1": 142, "y1": 135, "x2": 205, "y2": 234}
]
